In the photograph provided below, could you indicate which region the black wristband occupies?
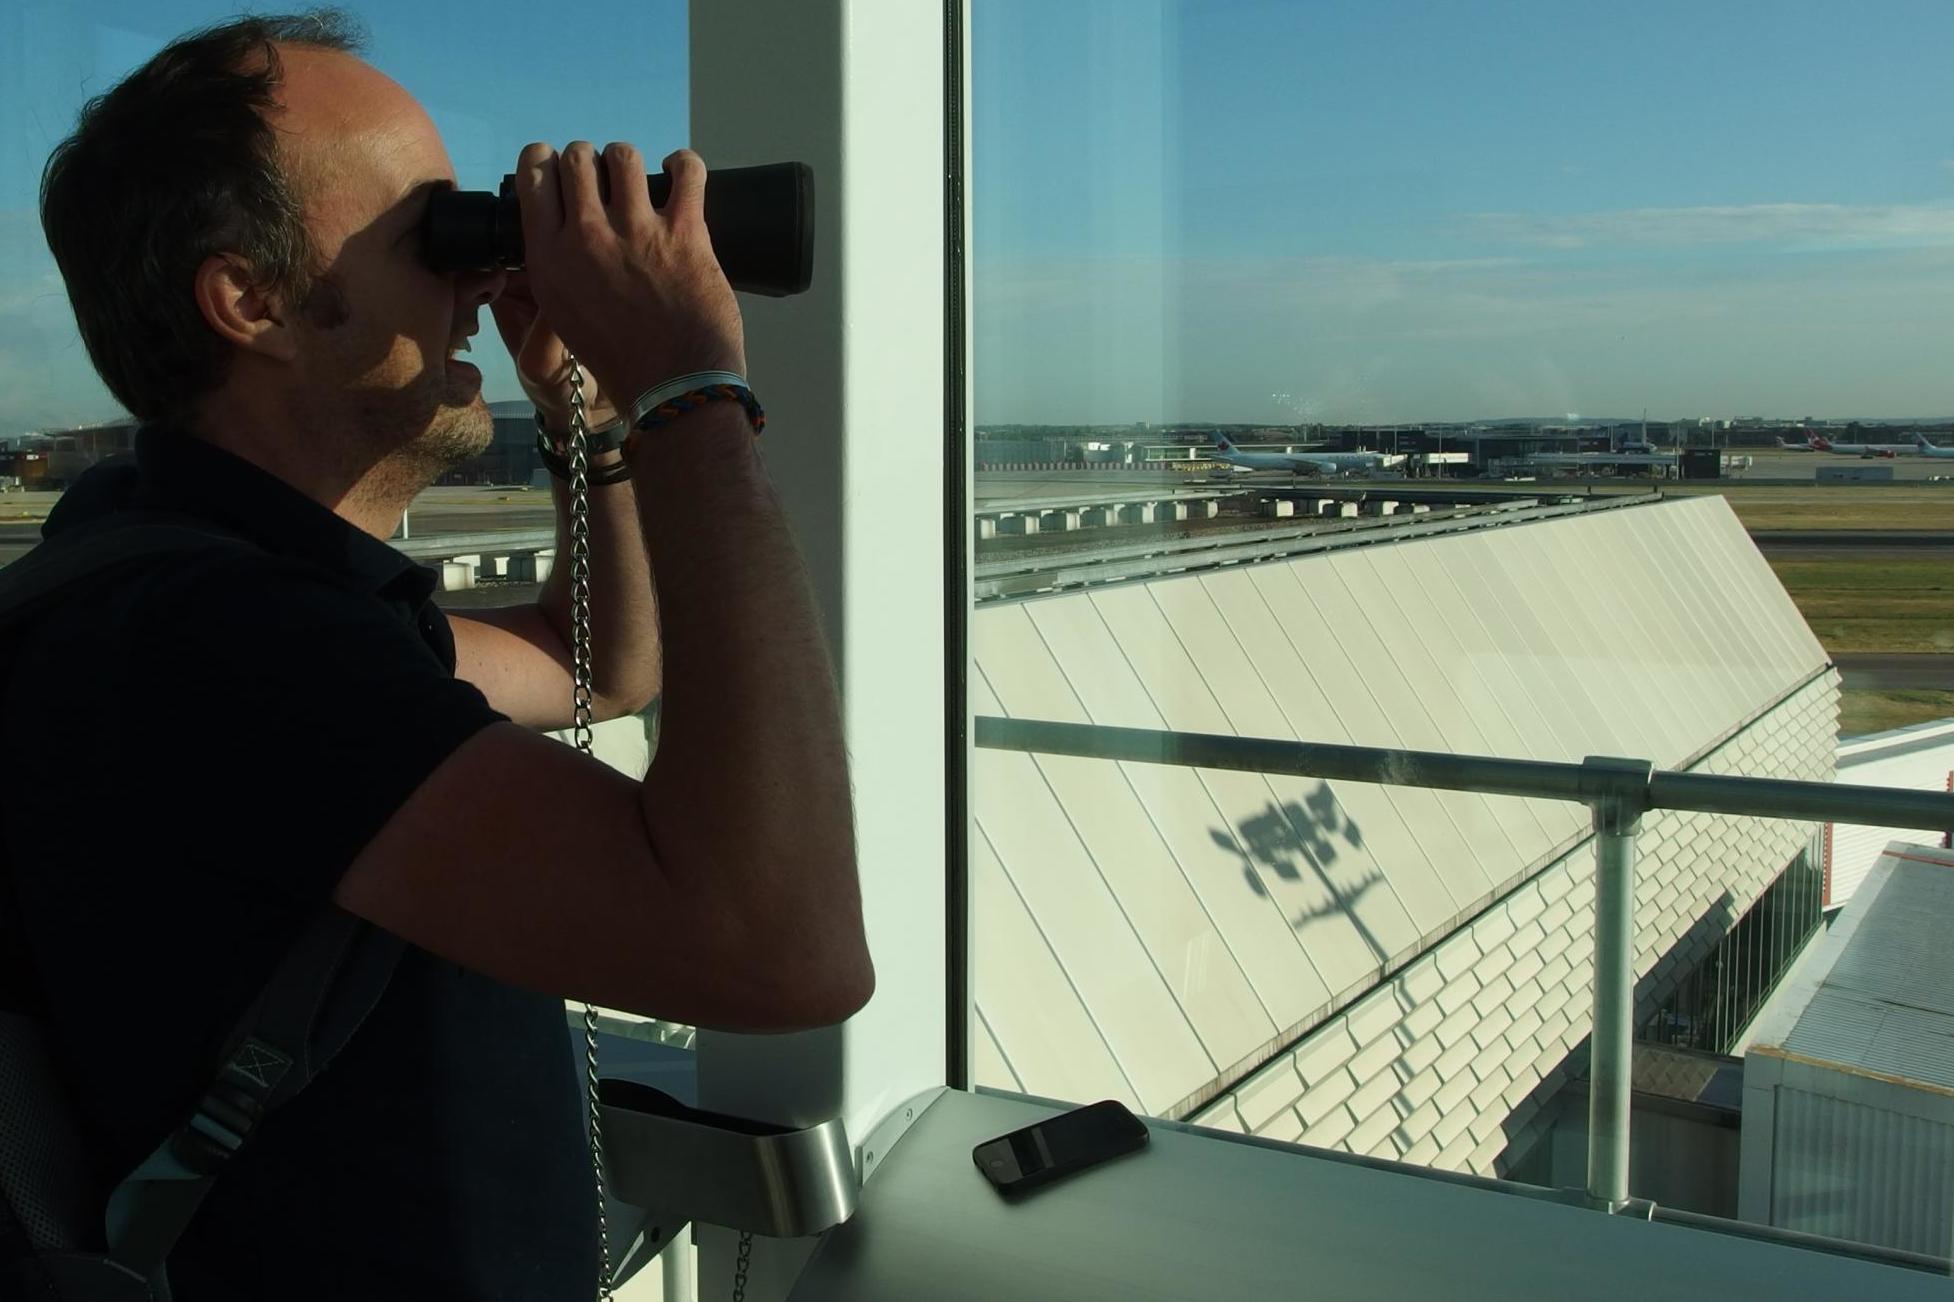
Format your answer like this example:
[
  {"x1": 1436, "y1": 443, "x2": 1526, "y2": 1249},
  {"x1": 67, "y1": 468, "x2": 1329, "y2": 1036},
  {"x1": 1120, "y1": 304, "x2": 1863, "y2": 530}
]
[
  {"x1": 534, "y1": 431, "x2": 633, "y2": 485},
  {"x1": 534, "y1": 407, "x2": 628, "y2": 454}
]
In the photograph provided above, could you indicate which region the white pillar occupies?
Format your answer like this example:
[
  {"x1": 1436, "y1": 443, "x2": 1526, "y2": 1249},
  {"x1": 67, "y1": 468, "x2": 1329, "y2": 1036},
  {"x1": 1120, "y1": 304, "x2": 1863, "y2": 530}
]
[
  {"x1": 1260, "y1": 499, "x2": 1295, "y2": 518},
  {"x1": 996, "y1": 514, "x2": 1038, "y2": 535},
  {"x1": 1038, "y1": 510, "x2": 1081, "y2": 531},
  {"x1": 1117, "y1": 502, "x2": 1157, "y2": 525},
  {"x1": 693, "y1": 2, "x2": 950, "y2": 1296}
]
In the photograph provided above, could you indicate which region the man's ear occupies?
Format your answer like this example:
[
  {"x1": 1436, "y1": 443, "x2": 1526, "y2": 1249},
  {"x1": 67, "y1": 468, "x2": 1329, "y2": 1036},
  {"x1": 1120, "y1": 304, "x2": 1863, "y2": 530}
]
[{"x1": 193, "y1": 254, "x2": 299, "y2": 362}]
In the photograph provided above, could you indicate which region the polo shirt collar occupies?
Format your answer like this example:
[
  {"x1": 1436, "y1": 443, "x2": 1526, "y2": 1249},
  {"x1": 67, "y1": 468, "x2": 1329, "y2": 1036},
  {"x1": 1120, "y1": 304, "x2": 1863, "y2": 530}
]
[{"x1": 46, "y1": 422, "x2": 433, "y2": 604}]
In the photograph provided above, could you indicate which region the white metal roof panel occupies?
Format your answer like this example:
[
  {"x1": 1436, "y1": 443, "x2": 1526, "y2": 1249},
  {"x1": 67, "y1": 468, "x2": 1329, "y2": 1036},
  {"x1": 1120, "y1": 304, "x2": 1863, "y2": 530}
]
[
  {"x1": 970, "y1": 822, "x2": 1142, "y2": 1112},
  {"x1": 971, "y1": 610, "x2": 1278, "y2": 1075},
  {"x1": 1014, "y1": 597, "x2": 1337, "y2": 1034},
  {"x1": 1513, "y1": 520, "x2": 1673, "y2": 763},
  {"x1": 1198, "y1": 568, "x2": 1450, "y2": 949},
  {"x1": 1355, "y1": 546, "x2": 1562, "y2": 865},
  {"x1": 1444, "y1": 530, "x2": 1622, "y2": 753},
  {"x1": 1145, "y1": 576, "x2": 1423, "y2": 984},
  {"x1": 1238, "y1": 563, "x2": 1474, "y2": 933},
  {"x1": 1394, "y1": 548, "x2": 1592, "y2": 858},
  {"x1": 974, "y1": 495, "x2": 1832, "y2": 1112},
  {"x1": 1560, "y1": 514, "x2": 1703, "y2": 763},
  {"x1": 1262, "y1": 561, "x2": 1498, "y2": 916}
]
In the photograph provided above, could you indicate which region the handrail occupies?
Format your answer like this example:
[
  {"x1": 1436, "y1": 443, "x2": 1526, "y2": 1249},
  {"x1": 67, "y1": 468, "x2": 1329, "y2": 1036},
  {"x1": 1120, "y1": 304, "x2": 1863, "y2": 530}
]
[
  {"x1": 972, "y1": 717, "x2": 1954, "y2": 832},
  {"x1": 973, "y1": 713, "x2": 1954, "y2": 1227}
]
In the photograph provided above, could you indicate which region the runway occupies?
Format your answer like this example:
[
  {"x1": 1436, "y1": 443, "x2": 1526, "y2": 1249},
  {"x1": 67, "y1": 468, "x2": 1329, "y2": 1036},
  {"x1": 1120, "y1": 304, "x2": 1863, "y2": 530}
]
[{"x1": 1833, "y1": 654, "x2": 1954, "y2": 692}]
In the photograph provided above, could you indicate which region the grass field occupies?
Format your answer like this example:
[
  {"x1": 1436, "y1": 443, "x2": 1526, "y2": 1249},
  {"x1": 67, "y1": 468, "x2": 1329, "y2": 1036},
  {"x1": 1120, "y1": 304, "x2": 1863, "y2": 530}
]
[
  {"x1": 1839, "y1": 690, "x2": 1954, "y2": 737},
  {"x1": 1655, "y1": 482, "x2": 1954, "y2": 532},
  {"x1": 1764, "y1": 554, "x2": 1954, "y2": 654}
]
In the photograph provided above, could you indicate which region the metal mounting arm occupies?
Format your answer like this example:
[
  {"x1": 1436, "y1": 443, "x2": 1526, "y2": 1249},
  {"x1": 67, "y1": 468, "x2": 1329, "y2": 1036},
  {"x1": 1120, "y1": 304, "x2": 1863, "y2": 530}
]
[{"x1": 595, "y1": 1076, "x2": 858, "y2": 1287}]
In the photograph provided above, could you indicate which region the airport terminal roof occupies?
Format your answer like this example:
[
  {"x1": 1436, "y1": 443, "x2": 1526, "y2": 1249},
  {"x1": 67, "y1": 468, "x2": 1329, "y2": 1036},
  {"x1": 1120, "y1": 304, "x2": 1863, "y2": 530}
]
[{"x1": 971, "y1": 493, "x2": 1834, "y2": 1117}]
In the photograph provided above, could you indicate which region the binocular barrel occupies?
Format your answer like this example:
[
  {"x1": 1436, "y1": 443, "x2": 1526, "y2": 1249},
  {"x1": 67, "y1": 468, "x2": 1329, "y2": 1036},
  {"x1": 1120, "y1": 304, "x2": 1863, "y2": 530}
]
[{"x1": 422, "y1": 161, "x2": 815, "y2": 298}]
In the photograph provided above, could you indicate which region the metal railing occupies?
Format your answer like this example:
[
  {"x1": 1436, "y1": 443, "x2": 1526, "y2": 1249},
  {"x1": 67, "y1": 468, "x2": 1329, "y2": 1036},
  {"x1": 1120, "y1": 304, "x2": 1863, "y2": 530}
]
[{"x1": 972, "y1": 716, "x2": 1954, "y2": 1216}]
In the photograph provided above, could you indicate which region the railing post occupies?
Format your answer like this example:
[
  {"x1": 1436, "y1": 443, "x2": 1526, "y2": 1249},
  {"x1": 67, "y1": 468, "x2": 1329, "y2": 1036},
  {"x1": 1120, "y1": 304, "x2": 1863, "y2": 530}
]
[{"x1": 1582, "y1": 757, "x2": 1653, "y2": 1213}]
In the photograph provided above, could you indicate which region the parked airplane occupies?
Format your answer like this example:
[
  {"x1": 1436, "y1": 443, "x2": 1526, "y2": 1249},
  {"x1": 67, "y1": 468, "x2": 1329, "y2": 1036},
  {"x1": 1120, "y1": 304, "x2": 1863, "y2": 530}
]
[
  {"x1": 1808, "y1": 434, "x2": 1914, "y2": 457},
  {"x1": 1208, "y1": 432, "x2": 1392, "y2": 475},
  {"x1": 1914, "y1": 433, "x2": 1954, "y2": 459},
  {"x1": 1774, "y1": 437, "x2": 1815, "y2": 451}
]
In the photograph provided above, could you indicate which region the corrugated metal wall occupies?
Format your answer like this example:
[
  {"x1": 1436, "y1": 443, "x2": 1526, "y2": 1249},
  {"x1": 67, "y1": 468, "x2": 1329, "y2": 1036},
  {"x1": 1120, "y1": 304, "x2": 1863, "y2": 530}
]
[
  {"x1": 1825, "y1": 723, "x2": 1954, "y2": 906},
  {"x1": 1743, "y1": 1046, "x2": 1954, "y2": 1259}
]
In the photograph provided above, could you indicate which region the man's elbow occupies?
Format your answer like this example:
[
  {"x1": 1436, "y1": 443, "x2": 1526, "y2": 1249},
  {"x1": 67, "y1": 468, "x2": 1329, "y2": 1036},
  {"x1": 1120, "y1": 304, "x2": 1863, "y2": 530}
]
[
  {"x1": 776, "y1": 947, "x2": 876, "y2": 1030},
  {"x1": 598, "y1": 686, "x2": 661, "y2": 725}
]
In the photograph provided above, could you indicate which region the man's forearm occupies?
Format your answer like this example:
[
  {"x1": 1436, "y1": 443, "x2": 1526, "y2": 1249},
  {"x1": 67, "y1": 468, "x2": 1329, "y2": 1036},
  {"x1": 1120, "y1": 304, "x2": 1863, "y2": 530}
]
[
  {"x1": 629, "y1": 405, "x2": 865, "y2": 998},
  {"x1": 537, "y1": 447, "x2": 662, "y2": 716}
]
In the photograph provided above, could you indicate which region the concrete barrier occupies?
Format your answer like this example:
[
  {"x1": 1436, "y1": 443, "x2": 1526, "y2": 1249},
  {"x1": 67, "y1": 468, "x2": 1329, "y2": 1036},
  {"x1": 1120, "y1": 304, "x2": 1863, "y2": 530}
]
[
  {"x1": 996, "y1": 515, "x2": 1039, "y2": 536},
  {"x1": 439, "y1": 560, "x2": 476, "y2": 591},
  {"x1": 1260, "y1": 499, "x2": 1296, "y2": 518},
  {"x1": 1039, "y1": 510, "x2": 1082, "y2": 532},
  {"x1": 508, "y1": 550, "x2": 554, "y2": 582}
]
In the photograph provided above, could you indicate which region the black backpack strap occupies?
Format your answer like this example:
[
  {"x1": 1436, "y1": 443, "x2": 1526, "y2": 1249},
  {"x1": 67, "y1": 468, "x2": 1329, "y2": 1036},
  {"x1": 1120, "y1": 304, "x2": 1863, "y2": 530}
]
[
  {"x1": 0, "y1": 511, "x2": 406, "y2": 1289},
  {"x1": 102, "y1": 910, "x2": 406, "y2": 1281}
]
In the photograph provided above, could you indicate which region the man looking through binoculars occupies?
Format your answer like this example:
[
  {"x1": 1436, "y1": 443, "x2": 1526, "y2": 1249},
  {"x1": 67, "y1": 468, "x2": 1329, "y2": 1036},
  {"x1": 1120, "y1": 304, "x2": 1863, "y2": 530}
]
[{"x1": 13, "y1": 9, "x2": 869, "y2": 1298}]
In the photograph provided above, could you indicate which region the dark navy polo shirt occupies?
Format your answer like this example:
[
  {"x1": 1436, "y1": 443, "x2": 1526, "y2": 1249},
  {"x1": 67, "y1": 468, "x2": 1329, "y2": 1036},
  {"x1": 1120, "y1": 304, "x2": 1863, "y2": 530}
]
[{"x1": 1, "y1": 425, "x2": 596, "y2": 1299}]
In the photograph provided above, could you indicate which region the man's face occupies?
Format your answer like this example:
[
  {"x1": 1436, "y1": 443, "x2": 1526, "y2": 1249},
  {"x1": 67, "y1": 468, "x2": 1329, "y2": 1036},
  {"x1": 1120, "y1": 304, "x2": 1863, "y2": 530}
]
[{"x1": 269, "y1": 46, "x2": 505, "y2": 477}]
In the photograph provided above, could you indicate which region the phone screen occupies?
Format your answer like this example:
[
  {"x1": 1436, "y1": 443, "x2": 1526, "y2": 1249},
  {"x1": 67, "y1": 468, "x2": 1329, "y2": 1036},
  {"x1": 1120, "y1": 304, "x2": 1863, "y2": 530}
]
[{"x1": 973, "y1": 1100, "x2": 1148, "y2": 1194}]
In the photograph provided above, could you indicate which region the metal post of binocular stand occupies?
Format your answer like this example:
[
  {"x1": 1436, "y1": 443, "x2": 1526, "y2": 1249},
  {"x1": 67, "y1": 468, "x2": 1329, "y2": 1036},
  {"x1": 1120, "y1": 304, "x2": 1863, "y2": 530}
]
[{"x1": 594, "y1": 1077, "x2": 858, "y2": 1291}]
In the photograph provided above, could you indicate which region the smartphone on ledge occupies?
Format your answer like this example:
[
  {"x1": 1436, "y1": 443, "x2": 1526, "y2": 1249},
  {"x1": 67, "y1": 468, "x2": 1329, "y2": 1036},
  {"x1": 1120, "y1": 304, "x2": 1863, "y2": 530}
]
[{"x1": 973, "y1": 1099, "x2": 1149, "y2": 1196}]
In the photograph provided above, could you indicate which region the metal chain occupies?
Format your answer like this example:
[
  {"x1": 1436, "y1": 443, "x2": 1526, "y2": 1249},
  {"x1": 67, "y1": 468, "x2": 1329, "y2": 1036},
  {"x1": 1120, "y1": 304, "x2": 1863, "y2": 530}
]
[
  {"x1": 733, "y1": 1229, "x2": 753, "y2": 1301},
  {"x1": 566, "y1": 354, "x2": 755, "y2": 1302},
  {"x1": 564, "y1": 356, "x2": 615, "y2": 1302}
]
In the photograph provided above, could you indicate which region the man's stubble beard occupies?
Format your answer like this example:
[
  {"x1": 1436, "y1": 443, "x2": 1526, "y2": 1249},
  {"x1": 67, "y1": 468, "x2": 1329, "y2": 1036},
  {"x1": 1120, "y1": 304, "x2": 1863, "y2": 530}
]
[{"x1": 302, "y1": 381, "x2": 494, "y2": 506}]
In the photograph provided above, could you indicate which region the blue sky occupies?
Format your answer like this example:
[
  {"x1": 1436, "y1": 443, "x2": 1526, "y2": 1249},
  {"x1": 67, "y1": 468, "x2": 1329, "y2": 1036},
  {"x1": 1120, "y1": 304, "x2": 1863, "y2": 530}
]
[
  {"x1": 4, "y1": 2, "x2": 1954, "y2": 433},
  {"x1": 973, "y1": 0, "x2": 1954, "y2": 424}
]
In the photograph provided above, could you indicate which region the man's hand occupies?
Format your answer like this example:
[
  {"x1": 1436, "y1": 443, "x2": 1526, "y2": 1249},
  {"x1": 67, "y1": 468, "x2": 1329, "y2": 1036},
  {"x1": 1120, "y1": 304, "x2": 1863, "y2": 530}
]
[
  {"x1": 512, "y1": 141, "x2": 747, "y2": 407},
  {"x1": 489, "y1": 269, "x2": 621, "y2": 433}
]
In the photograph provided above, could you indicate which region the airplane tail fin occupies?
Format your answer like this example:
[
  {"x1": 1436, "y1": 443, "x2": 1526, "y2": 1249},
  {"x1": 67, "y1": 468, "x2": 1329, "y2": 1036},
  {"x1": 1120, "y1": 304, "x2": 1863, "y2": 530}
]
[{"x1": 1212, "y1": 432, "x2": 1233, "y2": 450}]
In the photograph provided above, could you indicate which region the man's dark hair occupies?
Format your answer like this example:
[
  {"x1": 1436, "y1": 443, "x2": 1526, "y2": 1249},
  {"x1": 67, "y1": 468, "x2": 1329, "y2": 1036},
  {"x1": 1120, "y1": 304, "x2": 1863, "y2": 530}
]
[{"x1": 39, "y1": 9, "x2": 368, "y2": 427}]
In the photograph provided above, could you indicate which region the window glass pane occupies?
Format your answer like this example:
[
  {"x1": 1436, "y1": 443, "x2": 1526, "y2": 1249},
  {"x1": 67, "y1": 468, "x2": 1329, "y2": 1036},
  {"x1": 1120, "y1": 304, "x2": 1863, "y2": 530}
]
[{"x1": 968, "y1": 0, "x2": 1940, "y2": 1238}]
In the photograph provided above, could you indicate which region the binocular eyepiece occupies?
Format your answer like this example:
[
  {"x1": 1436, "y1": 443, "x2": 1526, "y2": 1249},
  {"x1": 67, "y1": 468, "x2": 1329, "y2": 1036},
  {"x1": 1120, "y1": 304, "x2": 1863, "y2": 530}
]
[{"x1": 421, "y1": 161, "x2": 815, "y2": 297}]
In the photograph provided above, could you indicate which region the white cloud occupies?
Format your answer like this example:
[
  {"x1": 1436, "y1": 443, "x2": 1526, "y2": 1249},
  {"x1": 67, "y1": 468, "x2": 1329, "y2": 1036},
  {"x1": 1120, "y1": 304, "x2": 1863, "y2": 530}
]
[
  {"x1": 974, "y1": 246, "x2": 1954, "y2": 424},
  {"x1": 1466, "y1": 202, "x2": 1954, "y2": 251}
]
